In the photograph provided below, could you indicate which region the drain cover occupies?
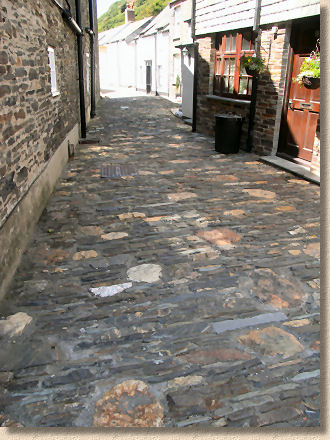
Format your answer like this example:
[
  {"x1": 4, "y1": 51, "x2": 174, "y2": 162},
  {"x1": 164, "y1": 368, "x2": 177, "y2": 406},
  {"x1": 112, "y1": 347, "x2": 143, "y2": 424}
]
[{"x1": 101, "y1": 164, "x2": 137, "y2": 178}]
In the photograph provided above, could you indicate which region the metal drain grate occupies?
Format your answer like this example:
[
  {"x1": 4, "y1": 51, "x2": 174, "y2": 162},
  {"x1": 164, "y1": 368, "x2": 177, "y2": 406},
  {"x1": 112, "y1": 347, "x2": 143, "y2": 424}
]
[{"x1": 100, "y1": 164, "x2": 137, "y2": 178}]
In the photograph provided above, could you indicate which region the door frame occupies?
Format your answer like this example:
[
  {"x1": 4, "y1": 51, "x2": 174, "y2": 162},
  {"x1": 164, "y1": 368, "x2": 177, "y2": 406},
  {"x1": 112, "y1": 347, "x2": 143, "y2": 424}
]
[{"x1": 277, "y1": 16, "x2": 320, "y2": 165}]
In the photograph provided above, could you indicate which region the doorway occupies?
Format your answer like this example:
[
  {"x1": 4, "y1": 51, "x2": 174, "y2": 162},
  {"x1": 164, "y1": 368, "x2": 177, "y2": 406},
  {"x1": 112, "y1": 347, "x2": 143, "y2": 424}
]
[
  {"x1": 146, "y1": 60, "x2": 152, "y2": 94},
  {"x1": 278, "y1": 17, "x2": 320, "y2": 164}
]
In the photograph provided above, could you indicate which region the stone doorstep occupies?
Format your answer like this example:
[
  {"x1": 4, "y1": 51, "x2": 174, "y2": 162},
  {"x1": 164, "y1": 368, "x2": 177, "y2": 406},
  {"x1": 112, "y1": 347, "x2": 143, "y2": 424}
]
[{"x1": 259, "y1": 156, "x2": 320, "y2": 185}]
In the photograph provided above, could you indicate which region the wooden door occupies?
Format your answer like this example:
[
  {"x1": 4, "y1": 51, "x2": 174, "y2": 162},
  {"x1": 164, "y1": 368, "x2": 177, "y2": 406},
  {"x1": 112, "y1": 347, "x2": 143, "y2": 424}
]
[
  {"x1": 278, "y1": 18, "x2": 320, "y2": 162},
  {"x1": 146, "y1": 61, "x2": 152, "y2": 94}
]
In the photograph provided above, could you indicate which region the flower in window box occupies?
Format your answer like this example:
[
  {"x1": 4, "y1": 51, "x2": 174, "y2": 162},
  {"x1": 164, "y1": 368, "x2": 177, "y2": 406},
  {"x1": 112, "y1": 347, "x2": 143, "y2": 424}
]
[{"x1": 240, "y1": 53, "x2": 266, "y2": 76}]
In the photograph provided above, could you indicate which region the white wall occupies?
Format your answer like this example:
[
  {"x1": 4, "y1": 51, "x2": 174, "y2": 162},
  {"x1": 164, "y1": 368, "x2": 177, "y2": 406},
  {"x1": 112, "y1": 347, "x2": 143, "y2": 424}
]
[
  {"x1": 181, "y1": 47, "x2": 194, "y2": 118},
  {"x1": 195, "y1": 0, "x2": 320, "y2": 36},
  {"x1": 156, "y1": 31, "x2": 169, "y2": 95},
  {"x1": 136, "y1": 34, "x2": 155, "y2": 92}
]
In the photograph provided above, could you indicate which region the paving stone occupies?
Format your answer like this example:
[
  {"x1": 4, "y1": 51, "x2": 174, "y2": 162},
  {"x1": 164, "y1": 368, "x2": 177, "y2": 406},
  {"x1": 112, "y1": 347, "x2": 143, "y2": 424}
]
[
  {"x1": 238, "y1": 326, "x2": 304, "y2": 357},
  {"x1": 93, "y1": 380, "x2": 163, "y2": 427},
  {"x1": 212, "y1": 312, "x2": 287, "y2": 334},
  {"x1": 89, "y1": 283, "x2": 132, "y2": 298},
  {"x1": 0, "y1": 312, "x2": 32, "y2": 338},
  {"x1": 72, "y1": 250, "x2": 98, "y2": 260},
  {"x1": 127, "y1": 264, "x2": 162, "y2": 283},
  {"x1": 196, "y1": 228, "x2": 242, "y2": 249},
  {"x1": 0, "y1": 96, "x2": 319, "y2": 427}
]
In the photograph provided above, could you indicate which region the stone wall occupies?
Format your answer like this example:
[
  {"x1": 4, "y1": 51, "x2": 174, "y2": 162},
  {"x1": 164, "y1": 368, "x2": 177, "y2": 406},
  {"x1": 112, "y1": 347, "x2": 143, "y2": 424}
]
[
  {"x1": 253, "y1": 23, "x2": 290, "y2": 155},
  {"x1": 0, "y1": 0, "x2": 99, "y2": 300}
]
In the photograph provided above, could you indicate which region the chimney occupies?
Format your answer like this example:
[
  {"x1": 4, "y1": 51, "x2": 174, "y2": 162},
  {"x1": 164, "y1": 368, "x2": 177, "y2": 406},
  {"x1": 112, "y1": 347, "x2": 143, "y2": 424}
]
[{"x1": 125, "y1": 2, "x2": 135, "y2": 23}]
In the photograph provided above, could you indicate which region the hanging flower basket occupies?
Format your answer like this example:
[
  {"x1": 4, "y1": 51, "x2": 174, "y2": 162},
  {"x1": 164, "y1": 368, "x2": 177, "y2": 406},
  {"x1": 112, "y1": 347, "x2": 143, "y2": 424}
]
[
  {"x1": 241, "y1": 54, "x2": 266, "y2": 76},
  {"x1": 301, "y1": 76, "x2": 320, "y2": 89},
  {"x1": 294, "y1": 39, "x2": 320, "y2": 89},
  {"x1": 245, "y1": 66, "x2": 259, "y2": 77}
]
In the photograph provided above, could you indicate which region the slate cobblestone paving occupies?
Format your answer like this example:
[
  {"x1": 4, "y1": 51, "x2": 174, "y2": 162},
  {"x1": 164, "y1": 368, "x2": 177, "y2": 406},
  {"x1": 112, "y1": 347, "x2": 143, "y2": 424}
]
[{"x1": 0, "y1": 96, "x2": 320, "y2": 427}]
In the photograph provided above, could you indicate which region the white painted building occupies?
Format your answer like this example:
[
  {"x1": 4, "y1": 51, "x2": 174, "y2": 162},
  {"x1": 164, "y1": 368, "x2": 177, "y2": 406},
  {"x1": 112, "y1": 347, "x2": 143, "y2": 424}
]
[
  {"x1": 135, "y1": 6, "x2": 170, "y2": 95},
  {"x1": 98, "y1": 12, "x2": 152, "y2": 91}
]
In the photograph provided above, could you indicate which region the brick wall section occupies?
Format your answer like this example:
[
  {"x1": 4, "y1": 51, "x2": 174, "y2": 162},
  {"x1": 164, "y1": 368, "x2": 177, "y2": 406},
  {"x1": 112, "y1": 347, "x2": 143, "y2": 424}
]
[
  {"x1": 196, "y1": 35, "x2": 250, "y2": 149},
  {"x1": 253, "y1": 24, "x2": 289, "y2": 155},
  {"x1": 0, "y1": 0, "x2": 97, "y2": 229}
]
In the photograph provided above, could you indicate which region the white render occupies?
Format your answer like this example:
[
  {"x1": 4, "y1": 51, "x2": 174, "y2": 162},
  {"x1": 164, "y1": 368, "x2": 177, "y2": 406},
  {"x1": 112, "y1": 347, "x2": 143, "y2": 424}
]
[{"x1": 195, "y1": 0, "x2": 320, "y2": 36}]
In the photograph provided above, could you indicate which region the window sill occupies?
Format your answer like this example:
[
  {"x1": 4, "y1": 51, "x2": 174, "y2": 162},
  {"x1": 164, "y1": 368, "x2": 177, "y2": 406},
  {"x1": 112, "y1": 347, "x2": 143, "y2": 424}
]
[
  {"x1": 205, "y1": 95, "x2": 251, "y2": 105},
  {"x1": 51, "y1": 91, "x2": 60, "y2": 97}
]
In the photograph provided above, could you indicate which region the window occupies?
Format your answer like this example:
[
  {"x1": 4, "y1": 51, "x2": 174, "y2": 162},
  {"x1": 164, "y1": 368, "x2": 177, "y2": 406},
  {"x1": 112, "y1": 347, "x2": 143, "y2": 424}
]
[
  {"x1": 47, "y1": 47, "x2": 59, "y2": 96},
  {"x1": 214, "y1": 31, "x2": 254, "y2": 99},
  {"x1": 174, "y1": 6, "x2": 181, "y2": 39}
]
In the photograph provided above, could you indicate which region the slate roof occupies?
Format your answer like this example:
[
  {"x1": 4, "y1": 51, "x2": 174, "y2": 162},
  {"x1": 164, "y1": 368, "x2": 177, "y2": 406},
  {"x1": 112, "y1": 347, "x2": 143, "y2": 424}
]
[{"x1": 98, "y1": 17, "x2": 153, "y2": 46}]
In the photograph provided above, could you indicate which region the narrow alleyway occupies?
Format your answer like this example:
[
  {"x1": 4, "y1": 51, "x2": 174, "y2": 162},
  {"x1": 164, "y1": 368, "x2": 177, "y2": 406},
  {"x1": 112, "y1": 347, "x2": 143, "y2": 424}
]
[{"x1": 0, "y1": 96, "x2": 320, "y2": 428}]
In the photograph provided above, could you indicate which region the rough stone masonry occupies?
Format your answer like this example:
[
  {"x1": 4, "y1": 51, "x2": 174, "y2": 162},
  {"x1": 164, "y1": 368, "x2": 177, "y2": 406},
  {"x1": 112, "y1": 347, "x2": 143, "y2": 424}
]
[{"x1": 0, "y1": 95, "x2": 320, "y2": 428}]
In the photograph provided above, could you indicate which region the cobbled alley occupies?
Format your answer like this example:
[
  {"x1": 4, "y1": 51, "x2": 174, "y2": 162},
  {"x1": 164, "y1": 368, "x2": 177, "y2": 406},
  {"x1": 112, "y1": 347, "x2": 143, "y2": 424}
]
[{"x1": 0, "y1": 96, "x2": 320, "y2": 428}]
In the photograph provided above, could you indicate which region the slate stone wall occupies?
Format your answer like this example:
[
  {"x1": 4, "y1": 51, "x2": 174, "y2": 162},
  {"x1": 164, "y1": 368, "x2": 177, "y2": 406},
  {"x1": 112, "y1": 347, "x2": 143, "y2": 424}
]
[{"x1": 0, "y1": 0, "x2": 99, "y2": 230}]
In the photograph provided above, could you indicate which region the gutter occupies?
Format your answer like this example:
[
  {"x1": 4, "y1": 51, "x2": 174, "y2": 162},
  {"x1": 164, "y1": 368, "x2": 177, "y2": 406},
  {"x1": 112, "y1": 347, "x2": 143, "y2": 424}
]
[
  {"x1": 246, "y1": 0, "x2": 262, "y2": 151},
  {"x1": 191, "y1": 0, "x2": 198, "y2": 132}
]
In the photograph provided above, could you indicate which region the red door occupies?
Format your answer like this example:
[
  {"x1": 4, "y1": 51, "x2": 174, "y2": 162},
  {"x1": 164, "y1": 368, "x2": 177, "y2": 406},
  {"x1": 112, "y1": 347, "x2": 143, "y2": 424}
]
[{"x1": 278, "y1": 18, "x2": 320, "y2": 163}]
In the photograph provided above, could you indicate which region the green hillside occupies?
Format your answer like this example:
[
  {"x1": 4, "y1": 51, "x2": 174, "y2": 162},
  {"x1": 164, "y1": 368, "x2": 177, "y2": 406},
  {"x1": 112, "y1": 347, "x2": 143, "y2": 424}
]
[{"x1": 98, "y1": 0, "x2": 170, "y2": 32}]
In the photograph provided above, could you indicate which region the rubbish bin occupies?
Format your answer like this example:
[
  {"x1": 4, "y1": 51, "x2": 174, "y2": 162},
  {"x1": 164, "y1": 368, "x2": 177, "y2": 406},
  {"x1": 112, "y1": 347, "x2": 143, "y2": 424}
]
[{"x1": 215, "y1": 113, "x2": 243, "y2": 154}]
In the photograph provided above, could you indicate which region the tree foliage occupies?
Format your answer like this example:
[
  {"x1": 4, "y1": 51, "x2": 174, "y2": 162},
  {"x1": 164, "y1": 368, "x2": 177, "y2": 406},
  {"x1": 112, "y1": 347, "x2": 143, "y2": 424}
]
[{"x1": 98, "y1": 0, "x2": 170, "y2": 32}]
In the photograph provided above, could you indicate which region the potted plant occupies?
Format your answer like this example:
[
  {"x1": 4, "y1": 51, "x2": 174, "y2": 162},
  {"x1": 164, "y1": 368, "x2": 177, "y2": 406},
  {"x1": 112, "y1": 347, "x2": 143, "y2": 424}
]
[
  {"x1": 175, "y1": 74, "x2": 181, "y2": 97},
  {"x1": 240, "y1": 53, "x2": 266, "y2": 76},
  {"x1": 294, "y1": 53, "x2": 320, "y2": 89}
]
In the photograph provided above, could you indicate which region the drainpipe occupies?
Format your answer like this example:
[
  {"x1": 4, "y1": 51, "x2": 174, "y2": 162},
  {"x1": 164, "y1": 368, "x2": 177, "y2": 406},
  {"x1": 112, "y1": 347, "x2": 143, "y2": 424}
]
[
  {"x1": 191, "y1": 0, "x2": 198, "y2": 132},
  {"x1": 75, "y1": 0, "x2": 87, "y2": 138},
  {"x1": 154, "y1": 32, "x2": 158, "y2": 95},
  {"x1": 50, "y1": 0, "x2": 82, "y2": 35},
  {"x1": 86, "y1": 0, "x2": 96, "y2": 118},
  {"x1": 246, "y1": 0, "x2": 262, "y2": 151}
]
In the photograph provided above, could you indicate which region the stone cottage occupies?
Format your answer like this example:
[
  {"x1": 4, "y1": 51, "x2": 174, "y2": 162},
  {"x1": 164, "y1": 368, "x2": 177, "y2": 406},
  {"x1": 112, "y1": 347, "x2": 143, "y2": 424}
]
[
  {"x1": 0, "y1": 0, "x2": 100, "y2": 299},
  {"x1": 193, "y1": 0, "x2": 320, "y2": 178}
]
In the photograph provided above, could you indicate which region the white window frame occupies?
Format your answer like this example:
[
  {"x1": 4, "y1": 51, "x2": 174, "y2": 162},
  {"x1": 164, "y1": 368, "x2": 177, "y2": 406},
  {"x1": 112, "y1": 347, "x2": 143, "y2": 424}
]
[{"x1": 47, "y1": 47, "x2": 59, "y2": 96}]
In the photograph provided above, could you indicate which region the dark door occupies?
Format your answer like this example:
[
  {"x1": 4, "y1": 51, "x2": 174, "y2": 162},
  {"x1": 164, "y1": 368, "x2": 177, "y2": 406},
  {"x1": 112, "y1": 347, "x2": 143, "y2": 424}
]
[
  {"x1": 278, "y1": 18, "x2": 320, "y2": 162},
  {"x1": 146, "y1": 61, "x2": 152, "y2": 94}
]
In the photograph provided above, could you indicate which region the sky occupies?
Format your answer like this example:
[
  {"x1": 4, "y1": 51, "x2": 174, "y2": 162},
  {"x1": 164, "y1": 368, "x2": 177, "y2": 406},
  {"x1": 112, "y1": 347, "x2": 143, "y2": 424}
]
[{"x1": 96, "y1": 0, "x2": 119, "y2": 18}]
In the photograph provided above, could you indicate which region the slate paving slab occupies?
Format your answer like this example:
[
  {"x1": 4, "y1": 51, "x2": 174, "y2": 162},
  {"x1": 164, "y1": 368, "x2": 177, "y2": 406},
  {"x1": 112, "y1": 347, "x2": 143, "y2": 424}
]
[{"x1": 0, "y1": 96, "x2": 320, "y2": 427}]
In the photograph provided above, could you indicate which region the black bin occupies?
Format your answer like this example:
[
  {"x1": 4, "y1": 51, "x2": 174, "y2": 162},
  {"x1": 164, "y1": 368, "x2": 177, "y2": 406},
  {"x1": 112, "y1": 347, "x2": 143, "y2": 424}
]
[{"x1": 215, "y1": 113, "x2": 243, "y2": 154}]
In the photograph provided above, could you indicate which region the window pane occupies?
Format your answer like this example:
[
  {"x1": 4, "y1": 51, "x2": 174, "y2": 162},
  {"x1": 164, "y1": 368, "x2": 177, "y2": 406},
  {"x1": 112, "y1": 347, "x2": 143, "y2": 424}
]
[
  {"x1": 248, "y1": 78, "x2": 253, "y2": 94},
  {"x1": 242, "y1": 35, "x2": 250, "y2": 51},
  {"x1": 226, "y1": 35, "x2": 230, "y2": 52},
  {"x1": 224, "y1": 59, "x2": 229, "y2": 75},
  {"x1": 230, "y1": 59, "x2": 235, "y2": 75},
  {"x1": 229, "y1": 76, "x2": 234, "y2": 93},
  {"x1": 239, "y1": 77, "x2": 248, "y2": 94},
  {"x1": 231, "y1": 35, "x2": 236, "y2": 51},
  {"x1": 223, "y1": 76, "x2": 229, "y2": 92}
]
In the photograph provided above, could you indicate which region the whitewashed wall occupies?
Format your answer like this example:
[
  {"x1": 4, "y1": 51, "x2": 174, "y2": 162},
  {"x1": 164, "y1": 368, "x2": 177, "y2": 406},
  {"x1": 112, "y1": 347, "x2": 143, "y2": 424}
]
[
  {"x1": 195, "y1": 0, "x2": 320, "y2": 36},
  {"x1": 156, "y1": 31, "x2": 170, "y2": 95},
  {"x1": 136, "y1": 35, "x2": 155, "y2": 91}
]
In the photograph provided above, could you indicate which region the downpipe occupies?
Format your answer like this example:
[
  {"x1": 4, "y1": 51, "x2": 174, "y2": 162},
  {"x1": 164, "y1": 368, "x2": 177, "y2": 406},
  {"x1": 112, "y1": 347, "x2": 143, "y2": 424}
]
[
  {"x1": 75, "y1": 0, "x2": 87, "y2": 138},
  {"x1": 87, "y1": 0, "x2": 96, "y2": 118}
]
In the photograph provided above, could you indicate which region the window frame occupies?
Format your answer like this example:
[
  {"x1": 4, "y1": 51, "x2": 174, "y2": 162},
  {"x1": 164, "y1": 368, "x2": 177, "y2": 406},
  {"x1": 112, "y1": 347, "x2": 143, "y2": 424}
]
[
  {"x1": 213, "y1": 30, "x2": 255, "y2": 100},
  {"x1": 47, "y1": 46, "x2": 59, "y2": 97}
]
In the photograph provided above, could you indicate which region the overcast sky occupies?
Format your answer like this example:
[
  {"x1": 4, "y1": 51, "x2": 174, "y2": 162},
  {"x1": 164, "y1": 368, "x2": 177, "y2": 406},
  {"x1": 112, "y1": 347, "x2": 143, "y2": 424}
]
[{"x1": 96, "y1": 0, "x2": 118, "y2": 18}]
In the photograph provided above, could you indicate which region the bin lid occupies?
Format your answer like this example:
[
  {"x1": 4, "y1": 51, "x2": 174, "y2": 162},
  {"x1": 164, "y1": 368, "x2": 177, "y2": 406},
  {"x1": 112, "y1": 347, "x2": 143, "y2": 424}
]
[{"x1": 215, "y1": 113, "x2": 242, "y2": 119}]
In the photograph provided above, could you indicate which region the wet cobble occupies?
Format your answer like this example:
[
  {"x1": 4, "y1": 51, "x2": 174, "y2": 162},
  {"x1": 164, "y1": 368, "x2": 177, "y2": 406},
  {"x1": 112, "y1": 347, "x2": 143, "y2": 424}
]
[{"x1": 0, "y1": 96, "x2": 320, "y2": 427}]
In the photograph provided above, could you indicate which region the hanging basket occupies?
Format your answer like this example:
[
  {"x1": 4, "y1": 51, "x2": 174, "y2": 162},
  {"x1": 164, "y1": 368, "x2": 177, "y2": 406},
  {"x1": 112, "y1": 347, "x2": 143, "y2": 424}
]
[
  {"x1": 245, "y1": 66, "x2": 259, "y2": 77},
  {"x1": 302, "y1": 76, "x2": 320, "y2": 89}
]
